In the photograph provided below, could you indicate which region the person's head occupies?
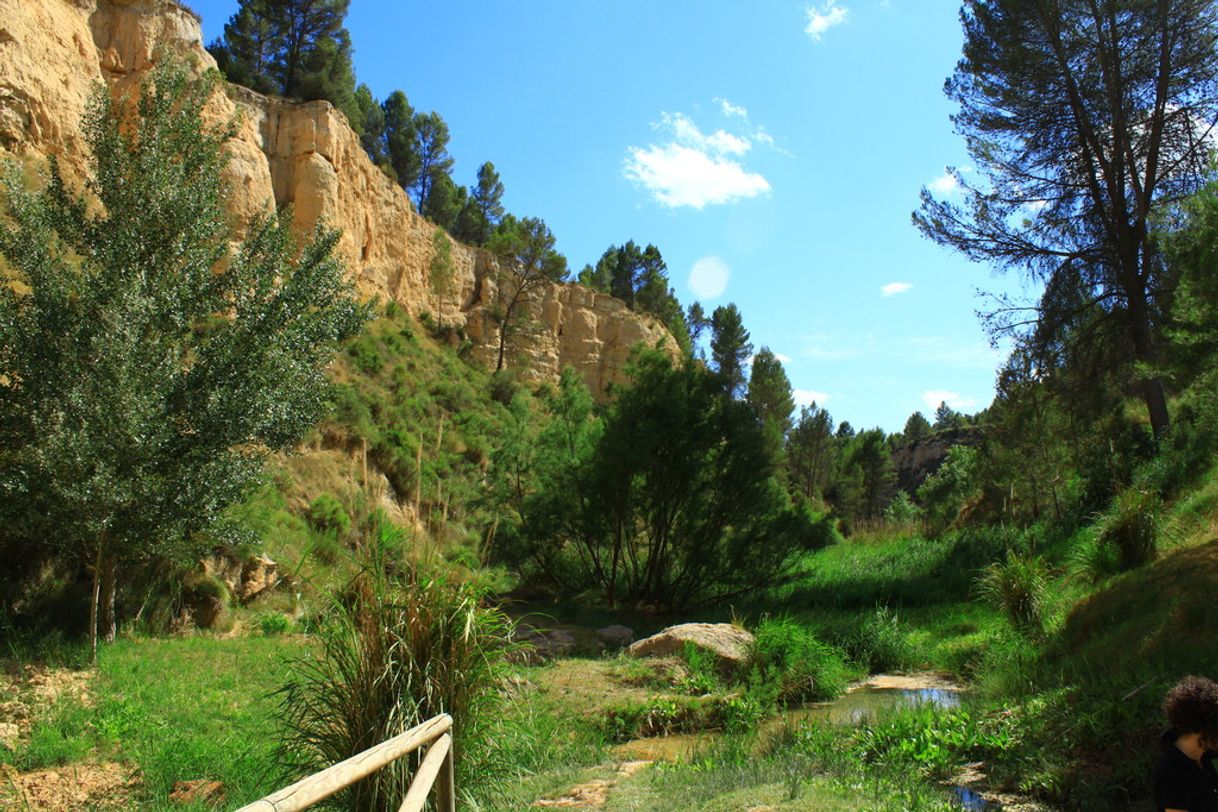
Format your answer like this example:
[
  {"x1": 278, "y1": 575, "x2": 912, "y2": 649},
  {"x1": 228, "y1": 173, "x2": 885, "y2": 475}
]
[{"x1": 1165, "y1": 676, "x2": 1218, "y2": 748}]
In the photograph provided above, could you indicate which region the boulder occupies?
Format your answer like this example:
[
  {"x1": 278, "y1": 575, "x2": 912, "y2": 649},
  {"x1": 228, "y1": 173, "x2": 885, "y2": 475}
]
[
  {"x1": 627, "y1": 623, "x2": 755, "y2": 670},
  {"x1": 511, "y1": 627, "x2": 577, "y2": 664},
  {"x1": 596, "y1": 624, "x2": 635, "y2": 649}
]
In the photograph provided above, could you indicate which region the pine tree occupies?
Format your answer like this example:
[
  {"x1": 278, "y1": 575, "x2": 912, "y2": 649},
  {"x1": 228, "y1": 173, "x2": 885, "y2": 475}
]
[
  {"x1": 381, "y1": 90, "x2": 418, "y2": 189},
  {"x1": 487, "y1": 215, "x2": 568, "y2": 371},
  {"x1": 412, "y1": 111, "x2": 455, "y2": 214},
  {"x1": 747, "y1": 348, "x2": 796, "y2": 435},
  {"x1": 468, "y1": 162, "x2": 505, "y2": 246},
  {"x1": 352, "y1": 84, "x2": 385, "y2": 166},
  {"x1": 914, "y1": 0, "x2": 1218, "y2": 440},
  {"x1": 903, "y1": 411, "x2": 932, "y2": 443},
  {"x1": 710, "y1": 303, "x2": 753, "y2": 399},
  {"x1": 207, "y1": 0, "x2": 358, "y2": 121}
]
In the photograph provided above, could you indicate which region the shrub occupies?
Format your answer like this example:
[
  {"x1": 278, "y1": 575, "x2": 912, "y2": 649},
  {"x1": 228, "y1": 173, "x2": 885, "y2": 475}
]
[
  {"x1": 751, "y1": 617, "x2": 849, "y2": 703},
  {"x1": 275, "y1": 562, "x2": 514, "y2": 811},
  {"x1": 306, "y1": 492, "x2": 351, "y2": 537},
  {"x1": 976, "y1": 551, "x2": 1048, "y2": 637},
  {"x1": 844, "y1": 606, "x2": 914, "y2": 673},
  {"x1": 258, "y1": 612, "x2": 291, "y2": 636},
  {"x1": 677, "y1": 642, "x2": 724, "y2": 695},
  {"x1": 1095, "y1": 487, "x2": 1160, "y2": 570},
  {"x1": 1068, "y1": 532, "x2": 1122, "y2": 585},
  {"x1": 347, "y1": 337, "x2": 384, "y2": 375},
  {"x1": 309, "y1": 529, "x2": 342, "y2": 565},
  {"x1": 883, "y1": 491, "x2": 920, "y2": 526}
]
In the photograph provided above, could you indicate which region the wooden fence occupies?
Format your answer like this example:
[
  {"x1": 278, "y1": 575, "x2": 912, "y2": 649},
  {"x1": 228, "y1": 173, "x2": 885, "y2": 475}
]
[{"x1": 235, "y1": 713, "x2": 456, "y2": 812}]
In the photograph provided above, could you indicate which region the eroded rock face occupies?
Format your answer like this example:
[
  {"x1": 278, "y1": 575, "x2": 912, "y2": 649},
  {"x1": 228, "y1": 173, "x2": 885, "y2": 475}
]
[
  {"x1": 627, "y1": 623, "x2": 756, "y2": 671},
  {"x1": 0, "y1": 0, "x2": 676, "y2": 397}
]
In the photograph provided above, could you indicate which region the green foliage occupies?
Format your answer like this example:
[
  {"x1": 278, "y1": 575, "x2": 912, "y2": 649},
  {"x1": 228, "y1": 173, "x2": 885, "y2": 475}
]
[
  {"x1": 751, "y1": 617, "x2": 850, "y2": 703},
  {"x1": 903, "y1": 411, "x2": 931, "y2": 443},
  {"x1": 677, "y1": 642, "x2": 724, "y2": 695},
  {"x1": 412, "y1": 110, "x2": 455, "y2": 215},
  {"x1": 747, "y1": 347, "x2": 796, "y2": 450},
  {"x1": 838, "y1": 429, "x2": 897, "y2": 523},
  {"x1": 17, "y1": 695, "x2": 94, "y2": 770},
  {"x1": 976, "y1": 551, "x2": 1048, "y2": 637},
  {"x1": 276, "y1": 558, "x2": 514, "y2": 811},
  {"x1": 1095, "y1": 487, "x2": 1161, "y2": 571},
  {"x1": 883, "y1": 491, "x2": 920, "y2": 526},
  {"x1": 380, "y1": 89, "x2": 418, "y2": 188},
  {"x1": 518, "y1": 351, "x2": 826, "y2": 610},
  {"x1": 259, "y1": 611, "x2": 292, "y2": 636},
  {"x1": 843, "y1": 606, "x2": 915, "y2": 673},
  {"x1": 453, "y1": 161, "x2": 505, "y2": 246},
  {"x1": 208, "y1": 0, "x2": 358, "y2": 120},
  {"x1": 786, "y1": 402, "x2": 835, "y2": 502},
  {"x1": 429, "y1": 228, "x2": 458, "y2": 328},
  {"x1": 916, "y1": 445, "x2": 979, "y2": 533},
  {"x1": 0, "y1": 61, "x2": 366, "y2": 641},
  {"x1": 709, "y1": 303, "x2": 752, "y2": 398},
  {"x1": 487, "y1": 215, "x2": 569, "y2": 372},
  {"x1": 914, "y1": 0, "x2": 1218, "y2": 441},
  {"x1": 777, "y1": 526, "x2": 1012, "y2": 610},
  {"x1": 1067, "y1": 532, "x2": 1122, "y2": 586},
  {"x1": 306, "y1": 492, "x2": 350, "y2": 537}
]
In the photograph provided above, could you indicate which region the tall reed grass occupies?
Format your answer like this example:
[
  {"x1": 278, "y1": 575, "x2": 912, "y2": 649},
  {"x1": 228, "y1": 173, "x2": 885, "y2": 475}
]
[{"x1": 275, "y1": 533, "x2": 514, "y2": 811}]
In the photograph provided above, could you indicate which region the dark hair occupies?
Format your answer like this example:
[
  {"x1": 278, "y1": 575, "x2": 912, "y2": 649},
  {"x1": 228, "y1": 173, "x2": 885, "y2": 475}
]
[{"x1": 1165, "y1": 676, "x2": 1218, "y2": 739}]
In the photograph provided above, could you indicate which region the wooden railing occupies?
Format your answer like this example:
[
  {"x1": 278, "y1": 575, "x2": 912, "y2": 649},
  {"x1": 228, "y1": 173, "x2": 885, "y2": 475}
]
[{"x1": 235, "y1": 714, "x2": 456, "y2": 812}]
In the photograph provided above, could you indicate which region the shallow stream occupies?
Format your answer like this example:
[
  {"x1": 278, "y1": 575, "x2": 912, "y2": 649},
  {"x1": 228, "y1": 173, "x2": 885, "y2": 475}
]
[{"x1": 612, "y1": 673, "x2": 993, "y2": 809}]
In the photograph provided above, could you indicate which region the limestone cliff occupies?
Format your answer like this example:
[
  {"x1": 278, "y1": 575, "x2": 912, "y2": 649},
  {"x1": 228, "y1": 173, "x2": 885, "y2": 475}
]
[{"x1": 0, "y1": 0, "x2": 676, "y2": 396}]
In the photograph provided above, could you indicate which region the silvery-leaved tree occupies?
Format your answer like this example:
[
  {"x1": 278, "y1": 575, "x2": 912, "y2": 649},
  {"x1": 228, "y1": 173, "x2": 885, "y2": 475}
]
[{"x1": 0, "y1": 59, "x2": 368, "y2": 659}]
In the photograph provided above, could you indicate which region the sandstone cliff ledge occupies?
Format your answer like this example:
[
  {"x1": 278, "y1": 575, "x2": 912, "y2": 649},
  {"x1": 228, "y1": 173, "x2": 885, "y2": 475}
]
[{"x1": 0, "y1": 0, "x2": 676, "y2": 396}]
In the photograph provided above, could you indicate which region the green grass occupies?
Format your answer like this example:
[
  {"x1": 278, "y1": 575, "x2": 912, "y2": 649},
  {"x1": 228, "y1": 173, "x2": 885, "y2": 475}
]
[{"x1": 94, "y1": 635, "x2": 305, "y2": 809}]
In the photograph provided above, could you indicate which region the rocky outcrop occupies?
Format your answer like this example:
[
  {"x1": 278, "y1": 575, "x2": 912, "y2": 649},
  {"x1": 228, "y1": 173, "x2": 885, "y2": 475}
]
[
  {"x1": 628, "y1": 623, "x2": 755, "y2": 671},
  {"x1": 0, "y1": 0, "x2": 676, "y2": 397},
  {"x1": 891, "y1": 426, "x2": 983, "y2": 494},
  {"x1": 200, "y1": 551, "x2": 278, "y2": 604}
]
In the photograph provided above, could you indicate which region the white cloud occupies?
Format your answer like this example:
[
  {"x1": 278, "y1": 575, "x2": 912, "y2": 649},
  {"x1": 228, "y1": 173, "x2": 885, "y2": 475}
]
[
  {"x1": 794, "y1": 388, "x2": 831, "y2": 407},
  {"x1": 624, "y1": 110, "x2": 773, "y2": 209},
  {"x1": 662, "y1": 112, "x2": 752, "y2": 156},
  {"x1": 774, "y1": 352, "x2": 793, "y2": 364},
  {"x1": 689, "y1": 256, "x2": 731, "y2": 299},
  {"x1": 625, "y1": 145, "x2": 770, "y2": 208},
  {"x1": 928, "y1": 170, "x2": 960, "y2": 196},
  {"x1": 881, "y1": 282, "x2": 913, "y2": 297},
  {"x1": 805, "y1": 1, "x2": 850, "y2": 42},
  {"x1": 715, "y1": 97, "x2": 749, "y2": 119},
  {"x1": 921, "y1": 389, "x2": 977, "y2": 411}
]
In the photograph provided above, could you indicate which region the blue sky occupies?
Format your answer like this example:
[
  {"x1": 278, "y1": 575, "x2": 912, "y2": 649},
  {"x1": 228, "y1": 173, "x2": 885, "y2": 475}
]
[{"x1": 192, "y1": 0, "x2": 1033, "y2": 433}]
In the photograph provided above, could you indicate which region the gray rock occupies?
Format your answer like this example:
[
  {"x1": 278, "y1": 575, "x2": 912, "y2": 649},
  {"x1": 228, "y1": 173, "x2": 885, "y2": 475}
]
[
  {"x1": 627, "y1": 622, "x2": 755, "y2": 670},
  {"x1": 596, "y1": 624, "x2": 635, "y2": 649}
]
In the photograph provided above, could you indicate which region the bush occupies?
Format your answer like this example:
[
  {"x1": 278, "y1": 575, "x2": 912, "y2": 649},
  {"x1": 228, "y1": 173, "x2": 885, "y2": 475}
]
[
  {"x1": 844, "y1": 606, "x2": 914, "y2": 673},
  {"x1": 258, "y1": 612, "x2": 291, "y2": 636},
  {"x1": 275, "y1": 562, "x2": 514, "y2": 811},
  {"x1": 751, "y1": 617, "x2": 850, "y2": 703},
  {"x1": 1095, "y1": 487, "x2": 1160, "y2": 570},
  {"x1": 1068, "y1": 532, "x2": 1121, "y2": 585},
  {"x1": 306, "y1": 492, "x2": 351, "y2": 537},
  {"x1": 489, "y1": 369, "x2": 518, "y2": 405},
  {"x1": 976, "y1": 551, "x2": 1048, "y2": 637}
]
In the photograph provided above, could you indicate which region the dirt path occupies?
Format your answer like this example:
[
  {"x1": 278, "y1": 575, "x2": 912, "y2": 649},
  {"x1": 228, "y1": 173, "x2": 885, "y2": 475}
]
[{"x1": 531, "y1": 760, "x2": 652, "y2": 809}]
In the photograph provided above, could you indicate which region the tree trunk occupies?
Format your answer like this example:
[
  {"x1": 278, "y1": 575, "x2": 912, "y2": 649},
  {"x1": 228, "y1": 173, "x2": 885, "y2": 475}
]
[
  {"x1": 99, "y1": 555, "x2": 117, "y2": 643},
  {"x1": 1126, "y1": 284, "x2": 1171, "y2": 440},
  {"x1": 89, "y1": 543, "x2": 102, "y2": 665}
]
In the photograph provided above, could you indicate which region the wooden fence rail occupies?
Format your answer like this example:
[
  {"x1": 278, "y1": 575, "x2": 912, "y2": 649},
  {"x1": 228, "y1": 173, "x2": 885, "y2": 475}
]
[{"x1": 235, "y1": 713, "x2": 456, "y2": 812}]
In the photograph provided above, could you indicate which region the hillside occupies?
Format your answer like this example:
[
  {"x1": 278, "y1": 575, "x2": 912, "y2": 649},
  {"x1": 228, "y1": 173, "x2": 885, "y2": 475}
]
[{"x1": 0, "y1": 0, "x2": 676, "y2": 399}]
